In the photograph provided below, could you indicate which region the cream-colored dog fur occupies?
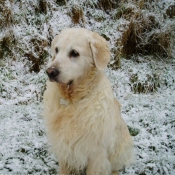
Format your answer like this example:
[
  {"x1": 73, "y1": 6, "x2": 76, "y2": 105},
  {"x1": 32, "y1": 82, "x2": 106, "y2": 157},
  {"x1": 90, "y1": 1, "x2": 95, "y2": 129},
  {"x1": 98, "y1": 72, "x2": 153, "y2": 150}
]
[{"x1": 43, "y1": 28, "x2": 135, "y2": 175}]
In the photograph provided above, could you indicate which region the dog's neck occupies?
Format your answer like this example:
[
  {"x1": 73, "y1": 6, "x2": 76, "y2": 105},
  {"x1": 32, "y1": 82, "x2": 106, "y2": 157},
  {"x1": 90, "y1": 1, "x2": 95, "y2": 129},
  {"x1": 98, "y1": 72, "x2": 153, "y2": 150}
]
[{"x1": 58, "y1": 67, "x2": 101, "y2": 103}]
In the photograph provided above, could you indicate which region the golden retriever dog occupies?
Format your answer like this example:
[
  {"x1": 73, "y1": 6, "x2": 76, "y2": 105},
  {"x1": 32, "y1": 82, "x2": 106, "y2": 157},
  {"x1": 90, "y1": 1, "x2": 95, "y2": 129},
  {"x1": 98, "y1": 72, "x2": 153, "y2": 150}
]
[{"x1": 43, "y1": 28, "x2": 135, "y2": 175}]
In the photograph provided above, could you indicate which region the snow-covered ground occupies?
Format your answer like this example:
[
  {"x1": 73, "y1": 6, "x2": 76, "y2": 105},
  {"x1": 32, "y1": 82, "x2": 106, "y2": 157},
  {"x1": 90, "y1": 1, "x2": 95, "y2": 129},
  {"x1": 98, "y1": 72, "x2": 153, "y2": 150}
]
[
  {"x1": 107, "y1": 59, "x2": 175, "y2": 175},
  {"x1": 0, "y1": 0, "x2": 175, "y2": 174},
  {"x1": 0, "y1": 57, "x2": 175, "y2": 174}
]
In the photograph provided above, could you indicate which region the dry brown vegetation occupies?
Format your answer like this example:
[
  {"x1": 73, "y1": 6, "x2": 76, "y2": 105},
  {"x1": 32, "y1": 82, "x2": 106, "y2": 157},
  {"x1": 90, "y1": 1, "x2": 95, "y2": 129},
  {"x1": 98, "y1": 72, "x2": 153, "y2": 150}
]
[
  {"x1": 68, "y1": 5, "x2": 85, "y2": 25},
  {"x1": 36, "y1": 0, "x2": 48, "y2": 14},
  {"x1": 130, "y1": 72, "x2": 161, "y2": 93},
  {"x1": 97, "y1": 0, "x2": 120, "y2": 11},
  {"x1": 166, "y1": 4, "x2": 175, "y2": 18},
  {"x1": 0, "y1": 0, "x2": 174, "y2": 74},
  {"x1": 0, "y1": 0, "x2": 13, "y2": 27},
  {"x1": 24, "y1": 37, "x2": 48, "y2": 72},
  {"x1": 0, "y1": 0, "x2": 50, "y2": 72},
  {"x1": 0, "y1": 29, "x2": 15, "y2": 59},
  {"x1": 115, "y1": 2, "x2": 174, "y2": 59}
]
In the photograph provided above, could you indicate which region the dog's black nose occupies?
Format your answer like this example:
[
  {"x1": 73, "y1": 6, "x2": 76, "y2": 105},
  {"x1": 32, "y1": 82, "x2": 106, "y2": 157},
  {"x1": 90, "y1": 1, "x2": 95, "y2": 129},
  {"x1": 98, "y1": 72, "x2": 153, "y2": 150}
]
[{"x1": 46, "y1": 67, "x2": 59, "y2": 79}]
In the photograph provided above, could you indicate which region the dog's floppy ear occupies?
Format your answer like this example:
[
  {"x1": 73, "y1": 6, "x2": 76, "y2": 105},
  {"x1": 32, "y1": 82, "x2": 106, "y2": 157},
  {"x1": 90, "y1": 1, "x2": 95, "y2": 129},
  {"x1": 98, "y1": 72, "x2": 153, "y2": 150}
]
[
  {"x1": 89, "y1": 32, "x2": 110, "y2": 70},
  {"x1": 51, "y1": 35, "x2": 59, "y2": 60}
]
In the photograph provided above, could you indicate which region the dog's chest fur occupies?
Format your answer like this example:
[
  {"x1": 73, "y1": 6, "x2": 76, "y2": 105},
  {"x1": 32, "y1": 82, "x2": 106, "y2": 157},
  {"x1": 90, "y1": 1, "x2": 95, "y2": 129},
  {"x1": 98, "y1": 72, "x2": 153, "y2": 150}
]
[
  {"x1": 49, "y1": 87, "x2": 114, "y2": 147},
  {"x1": 44, "y1": 76, "x2": 116, "y2": 170}
]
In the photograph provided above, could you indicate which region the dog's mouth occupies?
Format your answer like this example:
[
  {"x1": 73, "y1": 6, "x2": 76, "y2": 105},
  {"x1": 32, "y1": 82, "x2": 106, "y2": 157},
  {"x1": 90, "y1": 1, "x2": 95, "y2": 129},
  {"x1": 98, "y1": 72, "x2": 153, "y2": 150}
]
[
  {"x1": 48, "y1": 77, "x2": 57, "y2": 82},
  {"x1": 49, "y1": 77, "x2": 73, "y2": 86},
  {"x1": 67, "y1": 80, "x2": 73, "y2": 86}
]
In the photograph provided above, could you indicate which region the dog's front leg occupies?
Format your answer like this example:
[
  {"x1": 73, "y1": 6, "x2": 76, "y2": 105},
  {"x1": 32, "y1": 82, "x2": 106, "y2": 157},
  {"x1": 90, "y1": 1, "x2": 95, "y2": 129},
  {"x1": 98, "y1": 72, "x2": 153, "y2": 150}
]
[
  {"x1": 86, "y1": 152, "x2": 111, "y2": 175},
  {"x1": 59, "y1": 162, "x2": 71, "y2": 175}
]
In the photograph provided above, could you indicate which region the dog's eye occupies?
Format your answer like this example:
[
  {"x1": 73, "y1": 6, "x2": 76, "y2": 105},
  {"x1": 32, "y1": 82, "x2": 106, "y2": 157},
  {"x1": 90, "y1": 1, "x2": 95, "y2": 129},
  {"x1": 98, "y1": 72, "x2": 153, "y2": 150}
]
[
  {"x1": 69, "y1": 50, "x2": 79, "y2": 58},
  {"x1": 55, "y1": 47, "x2": 59, "y2": 54}
]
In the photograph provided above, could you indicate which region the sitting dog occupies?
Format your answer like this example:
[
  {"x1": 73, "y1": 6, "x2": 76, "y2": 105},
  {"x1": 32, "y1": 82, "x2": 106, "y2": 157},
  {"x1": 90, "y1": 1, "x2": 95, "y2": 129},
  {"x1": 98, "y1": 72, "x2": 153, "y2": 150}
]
[{"x1": 43, "y1": 28, "x2": 135, "y2": 175}]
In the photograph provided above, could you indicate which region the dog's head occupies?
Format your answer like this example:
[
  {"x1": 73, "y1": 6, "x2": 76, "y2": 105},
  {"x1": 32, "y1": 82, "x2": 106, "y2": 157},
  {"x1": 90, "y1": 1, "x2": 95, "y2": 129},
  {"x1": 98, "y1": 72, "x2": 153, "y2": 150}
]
[{"x1": 46, "y1": 28, "x2": 110, "y2": 85}]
